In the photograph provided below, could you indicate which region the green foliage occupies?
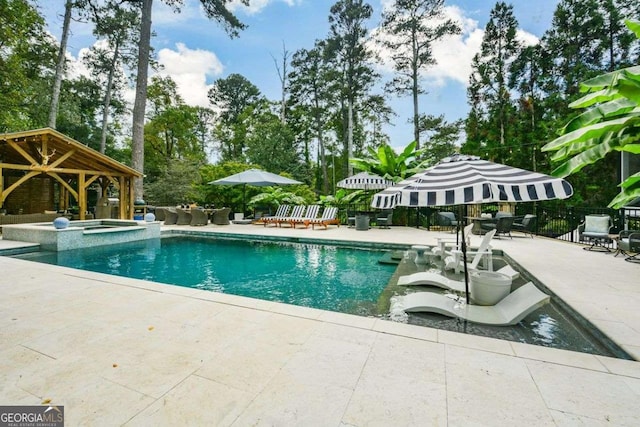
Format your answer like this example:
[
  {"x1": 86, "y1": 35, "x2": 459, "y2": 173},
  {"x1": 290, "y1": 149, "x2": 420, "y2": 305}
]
[
  {"x1": 349, "y1": 141, "x2": 429, "y2": 182},
  {"x1": 143, "y1": 159, "x2": 203, "y2": 206},
  {"x1": 543, "y1": 20, "x2": 640, "y2": 209},
  {"x1": 319, "y1": 189, "x2": 365, "y2": 207},
  {"x1": 248, "y1": 187, "x2": 306, "y2": 210}
]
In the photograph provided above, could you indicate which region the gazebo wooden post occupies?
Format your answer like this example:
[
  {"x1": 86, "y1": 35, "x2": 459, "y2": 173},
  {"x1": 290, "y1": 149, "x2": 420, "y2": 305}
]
[
  {"x1": 78, "y1": 172, "x2": 86, "y2": 220},
  {"x1": 128, "y1": 177, "x2": 135, "y2": 219}
]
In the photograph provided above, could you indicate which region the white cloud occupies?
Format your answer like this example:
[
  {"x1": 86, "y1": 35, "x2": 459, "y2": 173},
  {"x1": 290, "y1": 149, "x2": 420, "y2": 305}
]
[
  {"x1": 373, "y1": 5, "x2": 539, "y2": 88},
  {"x1": 228, "y1": 0, "x2": 302, "y2": 15},
  {"x1": 156, "y1": 43, "x2": 225, "y2": 107}
]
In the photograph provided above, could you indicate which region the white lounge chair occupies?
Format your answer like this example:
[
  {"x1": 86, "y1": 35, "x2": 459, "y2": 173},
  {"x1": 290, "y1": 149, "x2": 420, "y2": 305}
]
[
  {"x1": 432, "y1": 223, "x2": 474, "y2": 258},
  {"x1": 397, "y1": 265, "x2": 520, "y2": 292},
  {"x1": 444, "y1": 229, "x2": 496, "y2": 274},
  {"x1": 398, "y1": 282, "x2": 549, "y2": 326},
  {"x1": 277, "y1": 205, "x2": 306, "y2": 228}
]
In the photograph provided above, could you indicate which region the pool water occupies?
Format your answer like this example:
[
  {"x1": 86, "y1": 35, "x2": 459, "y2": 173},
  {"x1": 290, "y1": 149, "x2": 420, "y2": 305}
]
[{"x1": 17, "y1": 236, "x2": 396, "y2": 315}]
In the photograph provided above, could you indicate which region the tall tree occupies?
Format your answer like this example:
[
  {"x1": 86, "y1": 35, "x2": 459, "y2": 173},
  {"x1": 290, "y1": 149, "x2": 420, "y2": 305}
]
[
  {"x1": 48, "y1": 0, "x2": 74, "y2": 129},
  {"x1": 85, "y1": 0, "x2": 140, "y2": 153},
  {"x1": 325, "y1": 0, "x2": 377, "y2": 176},
  {"x1": 289, "y1": 43, "x2": 334, "y2": 193},
  {"x1": 0, "y1": 0, "x2": 57, "y2": 130},
  {"x1": 378, "y1": 0, "x2": 460, "y2": 149},
  {"x1": 465, "y1": 1, "x2": 521, "y2": 164},
  {"x1": 208, "y1": 73, "x2": 263, "y2": 161},
  {"x1": 271, "y1": 42, "x2": 290, "y2": 124},
  {"x1": 129, "y1": 0, "x2": 247, "y2": 200}
]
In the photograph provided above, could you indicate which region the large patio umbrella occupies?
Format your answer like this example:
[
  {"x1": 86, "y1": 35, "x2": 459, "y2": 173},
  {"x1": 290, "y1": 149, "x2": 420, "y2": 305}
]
[
  {"x1": 209, "y1": 168, "x2": 302, "y2": 214},
  {"x1": 372, "y1": 154, "x2": 574, "y2": 303},
  {"x1": 337, "y1": 171, "x2": 394, "y2": 190}
]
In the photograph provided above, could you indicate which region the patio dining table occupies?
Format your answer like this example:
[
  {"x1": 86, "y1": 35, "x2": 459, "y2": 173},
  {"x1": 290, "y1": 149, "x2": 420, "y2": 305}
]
[{"x1": 466, "y1": 216, "x2": 495, "y2": 235}]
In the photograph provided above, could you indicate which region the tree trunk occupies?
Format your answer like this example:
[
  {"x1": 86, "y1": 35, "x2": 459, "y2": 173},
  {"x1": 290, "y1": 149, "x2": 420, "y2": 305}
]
[
  {"x1": 131, "y1": 0, "x2": 153, "y2": 200},
  {"x1": 347, "y1": 99, "x2": 354, "y2": 176},
  {"x1": 100, "y1": 37, "x2": 121, "y2": 154},
  {"x1": 48, "y1": 0, "x2": 73, "y2": 129}
]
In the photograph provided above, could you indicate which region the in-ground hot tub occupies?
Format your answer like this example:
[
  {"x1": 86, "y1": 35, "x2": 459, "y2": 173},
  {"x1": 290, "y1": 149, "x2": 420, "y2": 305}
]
[{"x1": 1, "y1": 219, "x2": 160, "y2": 251}]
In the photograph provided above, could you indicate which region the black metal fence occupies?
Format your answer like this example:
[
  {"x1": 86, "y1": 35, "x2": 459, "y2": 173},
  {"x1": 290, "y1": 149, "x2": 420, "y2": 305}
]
[{"x1": 344, "y1": 202, "x2": 640, "y2": 248}]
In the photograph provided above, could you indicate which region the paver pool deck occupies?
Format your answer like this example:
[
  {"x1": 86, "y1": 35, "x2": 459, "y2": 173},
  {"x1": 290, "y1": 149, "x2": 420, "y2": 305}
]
[{"x1": 1, "y1": 223, "x2": 639, "y2": 426}]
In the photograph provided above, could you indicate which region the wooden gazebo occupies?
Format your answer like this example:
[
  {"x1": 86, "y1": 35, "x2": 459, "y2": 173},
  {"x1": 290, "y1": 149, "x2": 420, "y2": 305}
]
[{"x1": 0, "y1": 128, "x2": 142, "y2": 220}]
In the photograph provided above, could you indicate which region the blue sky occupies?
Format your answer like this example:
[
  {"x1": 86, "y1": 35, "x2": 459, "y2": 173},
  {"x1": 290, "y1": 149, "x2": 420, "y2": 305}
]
[{"x1": 41, "y1": 0, "x2": 561, "y2": 150}]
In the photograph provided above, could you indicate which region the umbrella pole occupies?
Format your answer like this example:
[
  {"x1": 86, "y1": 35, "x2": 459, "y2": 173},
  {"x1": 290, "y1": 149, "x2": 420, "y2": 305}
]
[{"x1": 460, "y1": 205, "x2": 470, "y2": 304}]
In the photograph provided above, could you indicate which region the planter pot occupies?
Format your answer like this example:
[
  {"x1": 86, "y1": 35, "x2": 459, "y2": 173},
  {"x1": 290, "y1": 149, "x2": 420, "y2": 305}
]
[{"x1": 470, "y1": 271, "x2": 512, "y2": 306}]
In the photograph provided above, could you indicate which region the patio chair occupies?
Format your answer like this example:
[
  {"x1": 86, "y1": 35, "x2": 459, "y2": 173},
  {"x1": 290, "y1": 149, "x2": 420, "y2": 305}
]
[
  {"x1": 277, "y1": 205, "x2": 306, "y2": 228},
  {"x1": 292, "y1": 205, "x2": 320, "y2": 228},
  {"x1": 436, "y1": 211, "x2": 458, "y2": 231},
  {"x1": 578, "y1": 214, "x2": 613, "y2": 252},
  {"x1": 512, "y1": 214, "x2": 536, "y2": 238},
  {"x1": 190, "y1": 208, "x2": 209, "y2": 226},
  {"x1": 153, "y1": 207, "x2": 167, "y2": 222},
  {"x1": 163, "y1": 208, "x2": 178, "y2": 225},
  {"x1": 262, "y1": 204, "x2": 290, "y2": 227},
  {"x1": 375, "y1": 210, "x2": 393, "y2": 228},
  {"x1": 307, "y1": 206, "x2": 340, "y2": 229},
  {"x1": 480, "y1": 215, "x2": 514, "y2": 239},
  {"x1": 431, "y1": 223, "x2": 474, "y2": 258},
  {"x1": 347, "y1": 210, "x2": 356, "y2": 228},
  {"x1": 176, "y1": 207, "x2": 192, "y2": 225},
  {"x1": 211, "y1": 207, "x2": 231, "y2": 225},
  {"x1": 617, "y1": 230, "x2": 640, "y2": 263},
  {"x1": 444, "y1": 229, "x2": 496, "y2": 274}
]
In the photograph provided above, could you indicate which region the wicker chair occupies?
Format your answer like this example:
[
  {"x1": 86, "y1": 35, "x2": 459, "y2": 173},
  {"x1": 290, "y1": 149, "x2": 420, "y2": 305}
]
[
  {"x1": 163, "y1": 208, "x2": 178, "y2": 225},
  {"x1": 617, "y1": 230, "x2": 640, "y2": 263},
  {"x1": 190, "y1": 208, "x2": 209, "y2": 226},
  {"x1": 211, "y1": 207, "x2": 231, "y2": 225},
  {"x1": 175, "y1": 207, "x2": 192, "y2": 225}
]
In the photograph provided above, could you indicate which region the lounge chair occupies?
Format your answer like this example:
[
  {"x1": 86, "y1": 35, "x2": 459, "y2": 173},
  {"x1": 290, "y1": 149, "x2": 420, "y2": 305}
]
[
  {"x1": 164, "y1": 208, "x2": 178, "y2": 225},
  {"x1": 277, "y1": 205, "x2": 306, "y2": 228},
  {"x1": 397, "y1": 265, "x2": 520, "y2": 292},
  {"x1": 292, "y1": 205, "x2": 320, "y2": 228},
  {"x1": 397, "y1": 282, "x2": 550, "y2": 326},
  {"x1": 376, "y1": 210, "x2": 393, "y2": 228},
  {"x1": 211, "y1": 207, "x2": 231, "y2": 225},
  {"x1": 444, "y1": 229, "x2": 496, "y2": 274},
  {"x1": 578, "y1": 214, "x2": 614, "y2": 252},
  {"x1": 306, "y1": 206, "x2": 340, "y2": 229},
  {"x1": 190, "y1": 208, "x2": 209, "y2": 226},
  {"x1": 262, "y1": 205, "x2": 290, "y2": 227},
  {"x1": 437, "y1": 211, "x2": 458, "y2": 231},
  {"x1": 617, "y1": 230, "x2": 640, "y2": 263},
  {"x1": 432, "y1": 223, "x2": 474, "y2": 258},
  {"x1": 512, "y1": 214, "x2": 536, "y2": 238}
]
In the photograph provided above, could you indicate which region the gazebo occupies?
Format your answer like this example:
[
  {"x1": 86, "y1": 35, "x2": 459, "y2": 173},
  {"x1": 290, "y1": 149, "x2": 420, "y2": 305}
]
[{"x1": 0, "y1": 128, "x2": 142, "y2": 220}]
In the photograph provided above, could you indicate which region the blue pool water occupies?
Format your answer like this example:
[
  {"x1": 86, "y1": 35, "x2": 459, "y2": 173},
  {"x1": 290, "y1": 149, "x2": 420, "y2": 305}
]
[{"x1": 18, "y1": 236, "x2": 395, "y2": 314}]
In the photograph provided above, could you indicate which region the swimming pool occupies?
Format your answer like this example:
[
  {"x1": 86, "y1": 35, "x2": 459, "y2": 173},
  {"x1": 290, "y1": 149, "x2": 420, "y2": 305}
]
[
  {"x1": 13, "y1": 234, "x2": 632, "y2": 359},
  {"x1": 17, "y1": 235, "x2": 396, "y2": 315}
]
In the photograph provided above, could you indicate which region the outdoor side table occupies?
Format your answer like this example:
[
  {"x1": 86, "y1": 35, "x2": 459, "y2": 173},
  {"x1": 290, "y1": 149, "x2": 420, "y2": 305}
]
[{"x1": 412, "y1": 245, "x2": 430, "y2": 265}]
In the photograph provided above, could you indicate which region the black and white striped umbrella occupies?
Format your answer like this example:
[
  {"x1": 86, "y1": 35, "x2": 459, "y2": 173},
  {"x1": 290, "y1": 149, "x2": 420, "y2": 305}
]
[
  {"x1": 371, "y1": 155, "x2": 573, "y2": 209},
  {"x1": 337, "y1": 172, "x2": 394, "y2": 190}
]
